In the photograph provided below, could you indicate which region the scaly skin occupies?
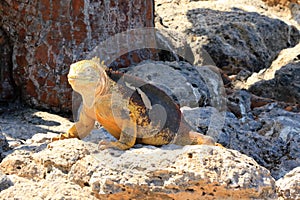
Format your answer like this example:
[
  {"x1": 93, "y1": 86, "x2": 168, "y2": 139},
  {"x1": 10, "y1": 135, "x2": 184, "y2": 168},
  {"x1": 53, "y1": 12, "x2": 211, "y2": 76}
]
[{"x1": 51, "y1": 58, "x2": 220, "y2": 150}]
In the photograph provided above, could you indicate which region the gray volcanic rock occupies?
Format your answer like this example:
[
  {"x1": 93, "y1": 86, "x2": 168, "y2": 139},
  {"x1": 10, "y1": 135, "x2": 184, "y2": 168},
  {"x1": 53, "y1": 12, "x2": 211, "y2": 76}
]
[
  {"x1": 183, "y1": 102, "x2": 300, "y2": 180},
  {"x1": 0, "y1": 1, "x2": 299, "y2": 198},
  {"x1": 0, "y1": 171, "x2": 13, "y2": 192},
  {"x1": 119, "y1": 61, "x2": 226, "y2": 111},
  {"x1": 121, "y1": 60, "x2": 214, "y2": 108},
  {"x1": 234, "y1": 42, "x2": 300, "y2": 90},
  {"x1": 249, "y1": 62, "x2": 300, "y2": 104},
  {"x1": 0, "y1": 106, "x2": 73, "y2": 148},
  {"x1": 155, "y1": 0, "x2": 300, "y2": 75}
]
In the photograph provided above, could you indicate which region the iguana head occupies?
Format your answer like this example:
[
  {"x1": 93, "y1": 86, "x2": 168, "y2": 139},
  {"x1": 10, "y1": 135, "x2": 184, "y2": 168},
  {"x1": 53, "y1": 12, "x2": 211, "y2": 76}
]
[{"x1": 68, "y1": 57, "x2": 108, "y2": 107}]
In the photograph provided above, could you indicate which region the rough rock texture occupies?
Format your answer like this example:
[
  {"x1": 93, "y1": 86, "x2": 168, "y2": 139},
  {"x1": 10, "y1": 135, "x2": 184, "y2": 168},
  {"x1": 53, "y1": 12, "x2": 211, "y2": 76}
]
[
  {"x1": 155, "y1": 0, "x2": 300, "y2": 75},
  {"x1": 234, "y1": 42, "x2": 300, "y2": 103},
  {"x1": 0, "y1": 132, "x2": 9, "y2": 162},
  {"x1": 290, "y1": 2, "x2": 300, "y2": 24},
  {"x1": 263, "y1": 0, "x2": 299, "y2": 7},
  {"x1": 154, "y1": 1, "x2": 300, "y2": 183},
  {"x1": 121, "y1": 60, "x2": 211, "y2": 107},
  {"x1": 0, "y1": 102, "x2": 295, "y2": 198},
  {"x1": 263, "y1": 42, "x2": 300, "y2": 80},
  {"x1": 276, "y1": 167, "x2": 300, "y2": 199},
  {"x1": 0, "y1": 105, "x2": 73, "y2": 148},
  {"x1": 0, "y1": 170, "x2": 13, "y2": 192},
  {"x1": 0, "y1": 139, "x2": 277, "y2": 199},
  {"x1": 183, "y1": 94, "x2": 300, "y2": 180},
  {"x1": 0, "y1": 0, "x2": 300, "y2": 198},
  {"x1": 234, "y1": 42, "x2": 300, "y2": 89},
  {"x1": 245, "y1": 42, "x2": 300, "y2": 104},
  {"x1": 0, "y1": 28, "x2": 14, "y2": 102},
  {"x1": 0, "y1": 0, "x2": 154, "y2": 112},
  {"x1": 249, "y1": 62, "x2": 300, "y2": 104},
  {"x1": 0, "y1": 176, "x2": 97, "y2": 200}
]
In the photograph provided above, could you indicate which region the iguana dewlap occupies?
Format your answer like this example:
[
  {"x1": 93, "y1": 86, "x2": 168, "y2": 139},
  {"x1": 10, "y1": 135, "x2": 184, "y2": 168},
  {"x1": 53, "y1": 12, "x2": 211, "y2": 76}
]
[{"x1": 51, "y1": 58, "x2": 218, "y2": 150}]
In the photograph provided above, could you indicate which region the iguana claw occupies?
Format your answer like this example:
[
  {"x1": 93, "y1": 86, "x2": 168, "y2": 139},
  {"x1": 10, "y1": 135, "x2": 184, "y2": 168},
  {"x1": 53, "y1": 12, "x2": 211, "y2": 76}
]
[
  {"x1": 98, "y1": 140, "x2": 133, "y2": 150},
  {"x1": 48, "y1": 133, "x2": 80, "y2": 149},
  {"x1": 98, "y1": 140, "x2": 110, "y2": 150},
  {"x1": 215, "y1": 143, "x2": 224, "y2": 148},
  {"x1": 50, "y1": 124, "x2": 81, "y2": 143},
  {"x1": 51, "y1": 132, "x2": 80, "y2": 142}
]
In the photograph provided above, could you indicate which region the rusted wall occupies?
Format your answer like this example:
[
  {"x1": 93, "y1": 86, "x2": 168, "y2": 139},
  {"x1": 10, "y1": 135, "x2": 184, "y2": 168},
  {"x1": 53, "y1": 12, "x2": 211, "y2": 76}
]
[{"x1": 0, "y1": 0, "x2": 154, "y2": 112}]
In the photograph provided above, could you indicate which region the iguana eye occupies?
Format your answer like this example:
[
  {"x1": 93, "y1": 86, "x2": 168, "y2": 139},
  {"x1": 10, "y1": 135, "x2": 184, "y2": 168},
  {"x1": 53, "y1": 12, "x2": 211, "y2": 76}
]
[{"x1": 86, "y1": 68, "x2": 92, "y2": 72}]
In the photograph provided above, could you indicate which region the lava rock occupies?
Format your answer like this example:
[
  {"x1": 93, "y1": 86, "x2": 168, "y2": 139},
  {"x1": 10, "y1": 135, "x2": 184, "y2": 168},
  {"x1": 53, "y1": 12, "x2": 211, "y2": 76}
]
[
  {"x1": 0, "y1": 0, "x2": 154, "y2": 112},
  {"x1": 121, "y1": 60, "x2": 212, "y2": 108},
  {"x1": 0, "y1": 139, "x2": 277, "y2": 199},
  {"x1": 155, "y1": 0, "x2": 300, "y2": 75},
  {"x1": 0, "y1": 170, "x2": 13, "y2": 192},
  {"x1": 182, "y1": 103, "x2": 300, "y2": 180},
  {"x1": 249, "y1": 62, "x2": 300, "y2": 104}
]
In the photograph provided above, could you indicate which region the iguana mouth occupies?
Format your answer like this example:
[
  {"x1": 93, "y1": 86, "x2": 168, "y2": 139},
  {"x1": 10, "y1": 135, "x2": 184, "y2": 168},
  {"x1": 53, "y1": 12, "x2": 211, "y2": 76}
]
[
  {"x1": 68, "y1": 75, "x2": 96, "y2": 81},
  {"x1": 67, "y1": 74, "x2": 78, "y2": 79}
]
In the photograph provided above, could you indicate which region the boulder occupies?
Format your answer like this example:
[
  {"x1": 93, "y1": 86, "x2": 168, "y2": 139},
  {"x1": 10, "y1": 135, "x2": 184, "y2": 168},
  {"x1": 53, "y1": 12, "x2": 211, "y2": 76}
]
[
  {"x1": 119, "y1": 60, "x2": 227, "y2": 111},
  {"x1": 262, "y1": 42, "x2": 300, "y2": 81},
  {"x1": 249, "y1": 59, "x2": 300, "y2": 104},
  {"x1": 183, "y1": 101, "x2": 300, "y2": 180},
  {"x1": 235, "y1": 42, "x2": 300, "y2": 105},
  {"x1": 0, "y1": 0, "x2": 154, "y2": 112},
  {"x1": 276, "y1": 166, "x2": 300, "y2": 199},
  {"x1": 0, "y1": 139, "x2": 277, "y2": 199},
  {"x1": 234, "y1": 42, "x2": 300, "y2": 89},
  {"x1": 121, "y1": 60, "x2": 211, "y2": 108},
  {"x1": 155, "y1": 0, "x2": 300, "y2": 75}
]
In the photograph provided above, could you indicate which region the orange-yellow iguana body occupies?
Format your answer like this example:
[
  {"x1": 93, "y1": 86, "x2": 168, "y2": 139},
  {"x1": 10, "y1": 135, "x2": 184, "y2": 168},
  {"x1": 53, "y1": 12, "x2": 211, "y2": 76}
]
[{"x1": 51, "y1": 58, "x2": 219, "y2": 150}]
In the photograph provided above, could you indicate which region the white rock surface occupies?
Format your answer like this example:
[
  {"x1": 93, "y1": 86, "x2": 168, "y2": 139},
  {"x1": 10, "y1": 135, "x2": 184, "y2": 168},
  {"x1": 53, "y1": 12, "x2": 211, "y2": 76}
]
[
  {"x1": 276, "y1": 167, "x2": 300, "y2": 199},
  {"x1": 0, "y1": 139, "x2": 276, "y2": 199}
]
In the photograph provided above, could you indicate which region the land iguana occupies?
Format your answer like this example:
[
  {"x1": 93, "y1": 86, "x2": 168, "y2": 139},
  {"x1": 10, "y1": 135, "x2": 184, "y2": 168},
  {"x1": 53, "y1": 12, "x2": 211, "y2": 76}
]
[{"x1": 51, "y1": 58, "x2": 220, "y2": 150}]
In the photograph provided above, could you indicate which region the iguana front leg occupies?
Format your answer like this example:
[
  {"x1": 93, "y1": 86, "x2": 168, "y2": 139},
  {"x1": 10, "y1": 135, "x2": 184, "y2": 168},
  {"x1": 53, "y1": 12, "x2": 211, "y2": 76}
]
[
  {"x1": 51, "y1": 124, "x2": 80, "y2": 141},
  {"x1": 51, "y1": 107, "x2": 95, "y2": 141},
  {"x1": 98, "y1": 119, "x2": 137, "y2": 150}
]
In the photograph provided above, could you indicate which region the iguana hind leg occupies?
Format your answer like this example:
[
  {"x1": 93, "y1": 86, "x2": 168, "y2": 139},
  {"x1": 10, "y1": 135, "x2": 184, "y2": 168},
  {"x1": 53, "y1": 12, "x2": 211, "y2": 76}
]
[
  {"x1": 174, "y1": 119, "x2": 222, "y2": 147},
  {"x1": 188, "y1": 131, "x2": 215, "y2": 145},
  {"x1": 189, "y1": 131, "x2": 224, "y2": 147}
]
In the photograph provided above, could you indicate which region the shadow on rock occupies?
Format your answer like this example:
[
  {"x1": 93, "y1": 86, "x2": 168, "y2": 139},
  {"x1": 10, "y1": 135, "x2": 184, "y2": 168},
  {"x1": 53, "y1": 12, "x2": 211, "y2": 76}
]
[{"x1": 0, "y1": 103, "x2": 73, "y2": 159}]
